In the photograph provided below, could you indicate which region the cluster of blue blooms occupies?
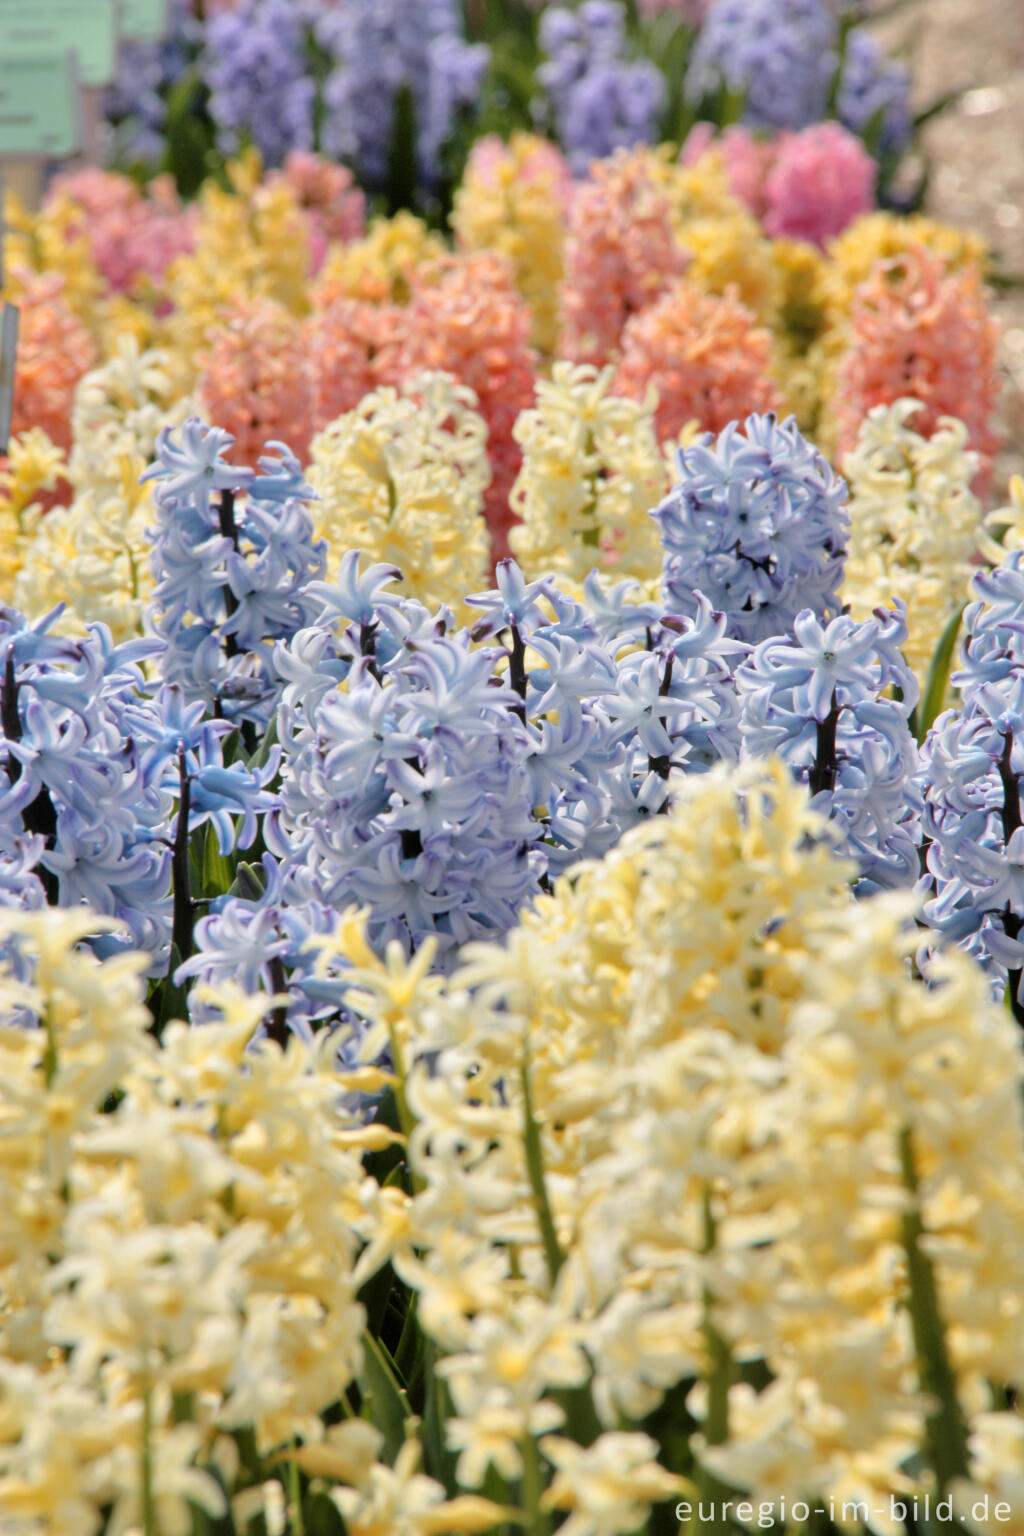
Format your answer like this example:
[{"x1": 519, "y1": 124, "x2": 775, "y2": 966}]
[
  {"x1": 654, "y1": 414, "x2": 850, "y2": 645},
  {"x1": 13, "y1": 406, "x2": 1024, "y2": 1043},
  {"x1": 736, "y1": 606, "x2": 922, "y2": 893},
  {"x1": 919, "y1": 556, "x2": 1024, "y2": 1013},
  {"x1": 203, "y1": 0, "x2": 487, "y2": 186},
  {"x1": 0, "y1": 606, "x2": 275, "y2": 974},
  {"x1": 685, "y1": 0, "x2": 912, "y2": 155},
  {"x1": 143, "y1": 420, "x2": 326, "y2": 729},
  {"x1": 537, "y1": 2, "x2": 666, "y2": 175}
]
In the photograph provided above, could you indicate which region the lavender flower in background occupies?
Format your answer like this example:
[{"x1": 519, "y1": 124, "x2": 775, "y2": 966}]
[
  {"x1": 837, "y1": 28, "x2": 913, "y2": 158},
  {"x1": 317, "y1": 0, "x2": 488, "y2": 189},
  {"x1": 538, "y1": 1, "x2": 666, "y2": 173},
  {"x1": 103, "y1": 0, "x2": 198, "y2": 161},
  {"x1": 203, "y1": 0, "x2": 318, "y2": 166},
  {"x1": 684, "y1": 0, "x2": 838, "y2": 132},
  {"x1": 654, "y1": 413, "x2": 850, "y2": 646}
]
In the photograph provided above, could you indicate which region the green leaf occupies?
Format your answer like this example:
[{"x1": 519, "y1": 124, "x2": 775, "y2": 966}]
[
  {"x1": 914, "y1": 86, "x2": 967, "y2": 128},
  {"x1": 201, "y1": 823, "x2": 236, "y2": 900},
  {"x1": 916, "y1": 605, "x2": 964, "y2": 744},
  {"x1": 359, "y1": 1331, "x2": 410, "y2": 1464},
  {"x1": 149, "y1": 944, "x2": 189, "y2": 1039}
]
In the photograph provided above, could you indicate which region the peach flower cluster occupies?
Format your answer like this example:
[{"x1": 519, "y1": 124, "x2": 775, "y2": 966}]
[
  {"x1": 614, "y1": 279, "x2": 779, "y2": 441},
  {"x1": 560, "y1": 147, "x2": 688, "y2": 363},
  {"x1": 830, "y1": 245, "x2": 1001, "y2": 480}
]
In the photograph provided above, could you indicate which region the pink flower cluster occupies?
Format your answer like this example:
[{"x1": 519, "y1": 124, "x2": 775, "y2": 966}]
[
  {"x1": 831, "y1": 245, "x2": 1001, "y2": 483},
  {"x1": 560, "y1": 148, "x2": 688, "y2": 363},
  {"x1": 47, "y1": 169, "x2": 199, "y2": 298},
  {"x1": 614, "y1": 278, "x2": 779, "y2": 441},
  {"x1": 683, "y1": 121, "x2": 876, "y2": 248}
]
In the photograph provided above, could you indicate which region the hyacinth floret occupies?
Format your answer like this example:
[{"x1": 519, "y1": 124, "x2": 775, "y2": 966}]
[
  {"x1": 654, "y1": 412, "x2": 850, "y2": 644},
  {"x1": 737, "y1": 603, "x2": 922, "y2": 891}
]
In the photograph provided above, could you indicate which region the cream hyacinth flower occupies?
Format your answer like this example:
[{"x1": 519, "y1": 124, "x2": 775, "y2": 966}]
[
  {"x1": 842, "y1": 398, "x2": 982, "y2": 682},
  {"x1": 509, "y1": 360, "x2": 667, "y2": 588},
  {"x1": 308, "y1": 372, "x2": 491, "y2": 617}
]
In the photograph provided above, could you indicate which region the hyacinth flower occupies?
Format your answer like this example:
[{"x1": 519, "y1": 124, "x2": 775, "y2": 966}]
[
  {"x1": 508, "y1": 361, "x2": 667, "y2": 587},
  {"x1": 841, "y1": 398, "x2": 982, "y2": 685},
  {"x1": 143, "y1": 418, "x2": 326, "y2": 730},
  {"x1": 835, "y1": 27, "x2": 912, "y2": 160},
  {"x1": 537, "y1": 1, "x2": 666, "y2": 175},
  {"x1": 0, "y1": 607, "x2": 171, "y2": 956},
  {"x1": 195, "y1": 296, "x2": 317, "y2": 467},
  {"x1": 202, "y1": 0, "x2": 318, "y2": 167},
  {"x1": 374, "y1": 252, "x2": 537, "y2": 562},
  {"x1": 654, "y1": 411, "x2": 850, "y2": 644},
  {"x1": 613, "y1": 278, "x2": 779, "y2": 443},
  {"x1": 559, "y1": 147, "x2": 687, "y2": 364},
  {"x1": 316, "y1": 0, "x2": 488, "y2": 193},
  {"x1": 685, "y1": 0, "x2": 838, "y2": 133},
  {"x1": 184, "y1": 551, "x2": 739, "y2": 1035},
  {"x1": 829, "y1": 246, "x2": 1001, "y2": 486},
  {"x1": 452, "y1": 133, "x2": 572, "y2": 355},
  {"x1": 919, "y1": 552, "x2": 1024, "y2": 1021},
  {"x1": 737, "y1": 604, "x2": 922, "y2": 891}
]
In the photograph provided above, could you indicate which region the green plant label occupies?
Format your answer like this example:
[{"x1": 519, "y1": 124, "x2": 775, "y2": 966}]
[
  {"x1": 0, "y1": 0, "x2": 118, "y2": 88},
  {"x1": 0, "y1": 53, "x2": 81, "y2": 157},
  {"x1": 119, "y1": 0, "x2": 167, "y2": 44}
]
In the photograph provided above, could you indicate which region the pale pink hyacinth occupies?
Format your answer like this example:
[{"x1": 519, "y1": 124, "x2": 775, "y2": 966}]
[
  {"x1": 560, "y1": 147, "x2": 688, "y2": 364},
  {"x1": 47, "y1": 169, "x2": 198, "y2": 298},
  {"x1": 266, "y1": 152, "x2": 366, "y2": 276},
  {"x1": 762, "y1": 123, "x2": 875, "y2": 247},
  {"x1": 682, "y1": 121, "x2": 876, "y2": 246}
]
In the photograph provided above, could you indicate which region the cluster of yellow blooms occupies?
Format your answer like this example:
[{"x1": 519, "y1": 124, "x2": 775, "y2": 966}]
[
  {"x1": 338, "y1": 762, "x2": 1024, "y2": 1534},
  {"x1": 307, "y1": 371, "x2": 492, "y2": 615},
  {"x1": 508, "y1": 361, "x2": 668, "y2": 588},
  {"x1": 841, "y1": 398, "x2": 983, "y2": 682},
  {"x1": 8, "y1": 767, "x2": 1020, "y2": 1532}
]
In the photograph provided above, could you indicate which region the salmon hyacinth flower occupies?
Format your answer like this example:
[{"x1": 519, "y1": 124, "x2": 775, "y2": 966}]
[
  {"x1": 830, "y1": 245, "x2": 1001, "y2": 484},
  {"x1": 614, "y1": 279, "x2": 779, "y2": 443}
]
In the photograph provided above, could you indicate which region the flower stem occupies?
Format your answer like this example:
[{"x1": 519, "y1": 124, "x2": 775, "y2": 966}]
[
  {"x1": 521, "y1": 1041, "x2": 565, "y2": 1287},
  {"x1": 899, "y1": 1126, "x2": 969, "y2": 1492},
  {"x1": 520, "y1": 1433, "x2": 550, "y2": 1536}
]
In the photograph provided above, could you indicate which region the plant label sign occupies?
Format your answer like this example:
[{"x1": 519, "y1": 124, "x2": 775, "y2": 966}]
[
  {"x1": 119, "y1": 0, "x2": 168, "y2": 44},
  {"x1": 0, "y1": 0, "x2": 118, "y2": 88},
  {"x1": 0, "y1": 53, "x2": 81, "y2": 158}
]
